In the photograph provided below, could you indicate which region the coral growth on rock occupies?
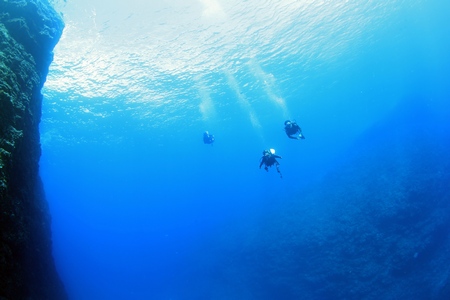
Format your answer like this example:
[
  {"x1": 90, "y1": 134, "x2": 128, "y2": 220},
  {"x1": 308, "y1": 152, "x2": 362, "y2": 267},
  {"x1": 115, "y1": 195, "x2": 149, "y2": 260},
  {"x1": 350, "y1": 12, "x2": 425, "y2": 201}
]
[{"x1": 0, "y1": 1, "x2": 66, "y2": 299}]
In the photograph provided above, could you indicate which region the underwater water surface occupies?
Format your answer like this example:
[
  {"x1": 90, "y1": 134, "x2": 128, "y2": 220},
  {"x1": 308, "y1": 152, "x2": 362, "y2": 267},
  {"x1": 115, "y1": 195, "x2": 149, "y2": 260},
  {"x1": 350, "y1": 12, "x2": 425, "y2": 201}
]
[{"x1": 40, "y1": 0, "x2": 450, "y2": 299}]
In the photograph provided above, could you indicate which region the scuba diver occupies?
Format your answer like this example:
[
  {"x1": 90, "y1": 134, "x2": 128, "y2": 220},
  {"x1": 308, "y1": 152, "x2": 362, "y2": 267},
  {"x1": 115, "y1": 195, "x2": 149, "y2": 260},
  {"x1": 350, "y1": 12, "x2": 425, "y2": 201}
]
[
  {"x1": 284, "y1": 120, "x2": 305, "y2": 140},
  {"x1": 203, "y1": 131, "x2": 215, "y2": 145},
  {"x1": 259, "y1": 148, "x2": 282, "y2": 178}
]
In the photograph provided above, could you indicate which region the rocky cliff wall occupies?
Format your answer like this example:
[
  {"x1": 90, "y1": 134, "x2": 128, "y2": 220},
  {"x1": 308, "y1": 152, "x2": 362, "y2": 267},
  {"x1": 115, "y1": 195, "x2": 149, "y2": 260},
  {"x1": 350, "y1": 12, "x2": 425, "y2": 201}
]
[
  {"x1": 204, "y1": 100, "x2": 450, "y2": 300},
  {"x1": 0, "y1": 0, "x2": 66, "y2": 299}
]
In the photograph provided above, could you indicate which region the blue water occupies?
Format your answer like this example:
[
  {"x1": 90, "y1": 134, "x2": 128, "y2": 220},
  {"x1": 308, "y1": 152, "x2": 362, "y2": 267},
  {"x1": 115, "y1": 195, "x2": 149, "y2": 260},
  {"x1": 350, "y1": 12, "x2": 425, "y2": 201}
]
[{"x1": 40, "y1": 1, "x2": 450, "y2": 299}]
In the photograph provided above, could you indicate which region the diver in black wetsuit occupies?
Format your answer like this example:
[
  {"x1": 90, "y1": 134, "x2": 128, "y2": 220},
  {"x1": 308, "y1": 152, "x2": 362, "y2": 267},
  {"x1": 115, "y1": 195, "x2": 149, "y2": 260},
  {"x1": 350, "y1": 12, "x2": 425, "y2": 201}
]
[
  {"x1": 259, "y1": 149, "x2": 282, "y2": 178},
  {"x1": 203, "y1": 131, "x2": 215, "y2": 145},
  {"x1": 284, "y1": 120, "x2": 305, "y2": 140}
]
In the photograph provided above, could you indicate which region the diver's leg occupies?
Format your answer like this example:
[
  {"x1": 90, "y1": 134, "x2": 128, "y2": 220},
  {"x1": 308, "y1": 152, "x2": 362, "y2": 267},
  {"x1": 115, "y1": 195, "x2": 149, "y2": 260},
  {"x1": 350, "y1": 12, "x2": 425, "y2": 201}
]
[
  {"x1": 276, "y1": 164, "x2": 282, "y2": 178},
  {"x1": 299, "y1": 130, "x2": 305, "y2": 139}
]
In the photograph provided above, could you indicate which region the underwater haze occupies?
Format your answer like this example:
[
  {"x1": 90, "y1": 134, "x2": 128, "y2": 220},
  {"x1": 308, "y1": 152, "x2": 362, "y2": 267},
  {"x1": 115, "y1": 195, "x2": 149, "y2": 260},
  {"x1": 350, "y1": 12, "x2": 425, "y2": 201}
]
[{"x1": 40, "y1": 0, "x2": 450, "y2": 299}]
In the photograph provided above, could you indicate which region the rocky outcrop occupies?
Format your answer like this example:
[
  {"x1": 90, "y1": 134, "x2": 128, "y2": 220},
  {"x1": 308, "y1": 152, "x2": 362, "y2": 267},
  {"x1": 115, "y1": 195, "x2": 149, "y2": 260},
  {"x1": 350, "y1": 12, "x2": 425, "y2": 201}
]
[
  {"x1": 206, "y1": 100, "x2": 450, "y2": 300},
  {"x1": 0, "y1": 0, "x2": 66, "y2": 299}
]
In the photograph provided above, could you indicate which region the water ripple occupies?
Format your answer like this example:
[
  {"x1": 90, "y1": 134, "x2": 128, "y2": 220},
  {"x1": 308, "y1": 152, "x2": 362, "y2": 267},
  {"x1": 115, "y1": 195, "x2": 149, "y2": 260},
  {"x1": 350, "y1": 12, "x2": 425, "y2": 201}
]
[{"x1": 43, "y1": 0, "x2": 415, "y2": 144}]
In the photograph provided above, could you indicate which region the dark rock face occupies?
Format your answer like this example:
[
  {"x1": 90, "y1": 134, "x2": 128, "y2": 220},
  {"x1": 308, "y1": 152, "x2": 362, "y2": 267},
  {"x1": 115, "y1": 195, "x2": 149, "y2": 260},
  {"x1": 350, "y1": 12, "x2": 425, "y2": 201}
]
[
  {"x1": 0, "y1": 1, "x2": 66, "y2": 299},
  {"x1": 204, "y1": 100, "x2": 450, "y2": 300}
]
